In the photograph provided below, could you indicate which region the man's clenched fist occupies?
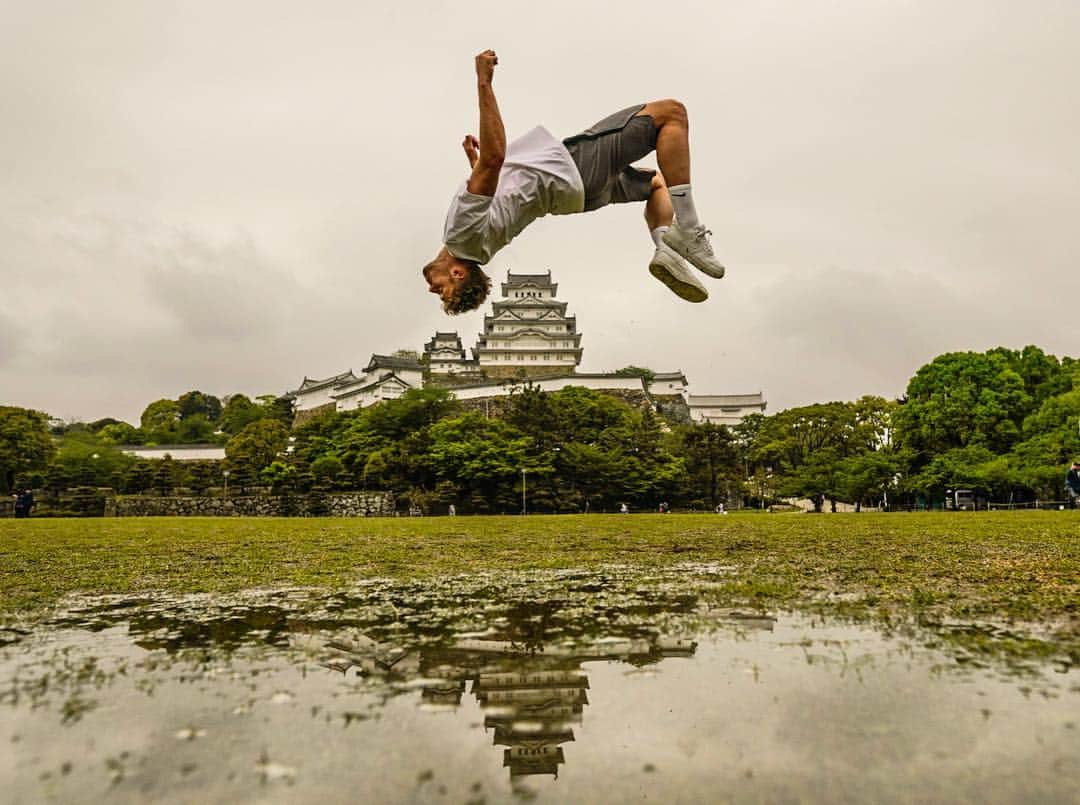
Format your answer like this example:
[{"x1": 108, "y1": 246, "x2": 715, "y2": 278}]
[{"x1": 475, "y1": 49, "x2": 498, "y2": 83}]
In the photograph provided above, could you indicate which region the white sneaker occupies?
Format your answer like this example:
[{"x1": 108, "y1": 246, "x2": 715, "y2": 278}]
[
  {"x1": 662, "y1": 223, "x2": 726, "y2": 279},
  {"x1": 649, "y1": 243, "x2": 708, "y2": 303}
]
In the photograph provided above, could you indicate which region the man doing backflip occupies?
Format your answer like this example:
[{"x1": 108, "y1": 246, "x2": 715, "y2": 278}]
[{"x1": 423, "y1": 50, "x2": 726, "y2": 314}]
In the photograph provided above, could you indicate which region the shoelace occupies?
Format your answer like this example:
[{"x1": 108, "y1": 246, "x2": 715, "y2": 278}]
[{"x1": 693, "y1": 228, "x2": 714, "y2": 255}]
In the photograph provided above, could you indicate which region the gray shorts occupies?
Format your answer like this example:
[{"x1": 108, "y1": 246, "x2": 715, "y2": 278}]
[{"x1": 563, "y1": 104, "x2": 658, "y2": 212}]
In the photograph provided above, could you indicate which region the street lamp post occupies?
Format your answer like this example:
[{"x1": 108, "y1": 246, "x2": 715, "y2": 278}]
[{"x1": 223, "y1": 469, "x2": 231, "y2": 497}]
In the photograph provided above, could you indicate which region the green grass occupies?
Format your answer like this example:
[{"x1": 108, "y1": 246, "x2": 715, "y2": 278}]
[{"x1": 2, "y1": 513, "x2": 1078, "y2": 647}]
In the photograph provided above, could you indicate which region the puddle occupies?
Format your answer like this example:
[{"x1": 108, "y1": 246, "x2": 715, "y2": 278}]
[{"x1": 1, "y1": 565, "x2": 1077, "y2": 803}]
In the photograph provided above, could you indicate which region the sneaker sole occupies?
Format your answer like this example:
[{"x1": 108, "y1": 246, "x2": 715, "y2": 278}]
[
  {"x1": 649, "y1": 254, "x2": 708, "y2": 303},
  {"x1": 661, "y1": 230, "x2": 726, "y2": 279}
]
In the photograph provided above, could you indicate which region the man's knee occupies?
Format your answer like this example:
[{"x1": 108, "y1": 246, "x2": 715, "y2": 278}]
[{"x1": 646, "y1": 99, "x2": 688, "y2": 127}]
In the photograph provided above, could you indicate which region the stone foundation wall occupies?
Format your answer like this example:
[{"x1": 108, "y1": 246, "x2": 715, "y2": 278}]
[
  {"x1": 108, "y1": 492, "x2": 395, "y2": 517},
  {"x1": 292, "y1": 402, "x2": 337, "y2": 427},
  {"x1": 457, "y1": 396, "x2": 515, "y2": 417},
  {"x1": 652, "y1": 393, "x2": 693, "y2": 424},
  {"x1": 455, "y1": 388, "x2": 654, "y2": 418},
  {"x1": 480, "y1": 366, "x2": 574, "y2": 381},
  {"x1": 425, "y1": 371, "x2": 487, "y2": 388}
]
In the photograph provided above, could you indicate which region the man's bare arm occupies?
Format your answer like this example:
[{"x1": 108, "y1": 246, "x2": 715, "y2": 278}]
[{"x1": 466, "y1": 50, "x2": 505, "y2": 197}]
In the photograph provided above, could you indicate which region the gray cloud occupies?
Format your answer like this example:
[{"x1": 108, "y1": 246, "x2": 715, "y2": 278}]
[
  {"x1": 2, "y1": 1, "x2": 1078, "y2": 421},
  {"x1": 0, "y1": 311, "x2": 22, "y2": 370}
]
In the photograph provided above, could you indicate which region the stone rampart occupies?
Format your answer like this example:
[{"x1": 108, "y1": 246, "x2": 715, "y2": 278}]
[
  {"x1": 109, "y1": 492, "x2": 394, "y2": 517},
  {"x1": 292, "y1": 402, "x2": 336, "y2": 427},
  {"x1": 481, "y1": 366, "x2": 572, "y2": 381}
]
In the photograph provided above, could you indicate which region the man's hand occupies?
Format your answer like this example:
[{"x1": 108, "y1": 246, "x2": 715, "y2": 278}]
[
  {"x1": 462, "y1": 134, "x2": 479, "y2": 169},
  {"x1": 475, "y1": 49, "x2": 497, "y2": 85}
]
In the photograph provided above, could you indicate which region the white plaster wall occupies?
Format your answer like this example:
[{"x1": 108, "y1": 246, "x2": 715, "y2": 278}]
[{"x1": 293, "y1": 386, "x2": 339, "y2": 411}]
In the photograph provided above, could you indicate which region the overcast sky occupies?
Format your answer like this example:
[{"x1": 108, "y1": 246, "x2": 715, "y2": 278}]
[{"x1": 2, "y1": 0, "x2": 1078, "y2": 424}]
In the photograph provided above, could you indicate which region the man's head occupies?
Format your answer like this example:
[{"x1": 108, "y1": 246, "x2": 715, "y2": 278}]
[
  {"x1": 422, "y1": 247, "x2": 491, "y2": 315},
  {"x1": 1073, "y1": 461, "x2": 1080, "y2": 469}
]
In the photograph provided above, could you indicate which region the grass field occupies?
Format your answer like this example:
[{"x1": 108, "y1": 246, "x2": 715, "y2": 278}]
[{"x1": 2, "y1": 512, "x2": 1077, "y2": 648}]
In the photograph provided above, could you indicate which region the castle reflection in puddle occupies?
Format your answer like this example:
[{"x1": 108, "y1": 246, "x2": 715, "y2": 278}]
[
  {"x1": 4, "y1": 568, "x2": 1076, "y2": 804},
  {"x1": 312, "y1": 606, "x2": 771, "y2": 779}
]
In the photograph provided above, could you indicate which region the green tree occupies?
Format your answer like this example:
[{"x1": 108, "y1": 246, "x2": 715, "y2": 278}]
[
  {"x1": 837, "y1": 450, "x2": 901, "y2": 509},
  {"x1": 311, "y1": 455, "x2": 345, "y2": 488},
  {"x1": 185, "y1": 461, "x2": 219, "y2": 495},
  {"x1": 49, "y1": 429, "x2": 134, "y2": 490},
  {"x1": 256, "y1": 395, "x2": 295, "y2": 427},
  {"x1": 122, "y1": 460, "x2": 155, "y2": 494},
  {"x1": 219, "y1": 394, "x2": 263, "y2": 435},
  {"x1": 896, "y1": 350, "x2": 1035, "y2": 458},
  {"x1": 176, "y1": 414, "x2": 218, "y2": 444},
  {"x1": 0, "y1": 407, "x2": 56, "y2": 493},
  {"x1": 97, "y1": 422, "x2": 145, "y2": 445},
  {"x1": 140, "y1": 399, "x2": 181, "y2": 442},
  {"x1": 426, "y1": 413, "x2": 544, "y2": 512},
  {"x1": 87, "y1": 417, "x2": 124, "y2": 432},
  {"x1": 177, "y1": 390, "x2": 223, "y2": 422},
  {"x1": 680, "y1": 423, "x2": 739, "y2": 507},
  {"x1": 153, "y1": 456, "x2": 178, "y2": 495},
  {"x1": 261, "y1": 460, "x2": 297, "y2": 493},
  {"x1": 226, "y1": 420, "x2": 290, "y2": 477},
  {"x1": 504, "y1": 384, "x2": 557, "y2": 448}
]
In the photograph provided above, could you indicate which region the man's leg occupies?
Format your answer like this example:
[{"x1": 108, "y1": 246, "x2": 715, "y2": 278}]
[
  {"x1": 644, "y1": 172, "x2": 675, "y2": 231},
  {"x1": 646, "y1": 172, "x2": 707, "y2": 302},
  {"x1": 636, "y1": 100, "x2": 691, "y2": 187},
  {"x1": 636, "y1": 99, "x2": 725, "y2": 279}
]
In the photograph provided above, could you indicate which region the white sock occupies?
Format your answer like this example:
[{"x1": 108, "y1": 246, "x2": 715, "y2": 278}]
[
  {"x1": 668, "y1": 184, "x2": 700, "y2": 229},
  {"x1": 650, "y1": 226, "x2": 669, "y2": 248}
]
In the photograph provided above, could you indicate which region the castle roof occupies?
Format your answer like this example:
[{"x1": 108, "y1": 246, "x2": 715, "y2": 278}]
[
  {"x1": 651, "y1": 371, "x2": 688, "y2": 384},
  {"x1": 501, "y1": 269, "x2": 556, "y2": 296},
  {"x1": 424, "y1": 331, "x2": 465, "y2": 353},
  {"x1": 332, "y1": 372, "x2": 414, "y2": 399},
  {"x1": 365, "y1": 353, "x2": 423, "y2": 372},
  {"x1": 687, "y1": 393, "x2": 767, "y2": 409},
  {"x1": 289, "y1": 370, "x2": 358, "y2": 396}
]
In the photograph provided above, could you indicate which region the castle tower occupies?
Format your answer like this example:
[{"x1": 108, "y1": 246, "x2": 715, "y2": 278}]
[
  {"x1": 423, "y1": 332, "x2": 474, "y2": 376},
  {"x1": 473, "y1": 271, "x2": 583, "y2": 380}
]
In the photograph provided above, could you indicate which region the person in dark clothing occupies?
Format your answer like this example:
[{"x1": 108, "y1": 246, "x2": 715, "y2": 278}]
[
  {"x1": 15, "y1": 489, "x2": 34, "y2": 518},
  {"x1": 1066, "y1": 461, "x2": 1080, "y2": 509}
]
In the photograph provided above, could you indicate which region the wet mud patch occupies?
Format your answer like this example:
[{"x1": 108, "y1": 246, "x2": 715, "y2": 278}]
[{"x1": 2, "y1": 564, "x2": 1078, "y2": 803}]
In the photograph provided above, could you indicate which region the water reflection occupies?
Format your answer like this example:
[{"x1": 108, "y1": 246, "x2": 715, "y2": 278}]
[
  {"x1": 317, "y1": 620, "x2": 718, "y2": 780},
  {"x1": 1, "y1": 565, "x2": 1077, "y2": 803}
]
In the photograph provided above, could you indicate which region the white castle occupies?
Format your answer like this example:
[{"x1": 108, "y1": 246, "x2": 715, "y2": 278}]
[{"x1": 288, "y1": 270, "x2": 765, "y2": 426}]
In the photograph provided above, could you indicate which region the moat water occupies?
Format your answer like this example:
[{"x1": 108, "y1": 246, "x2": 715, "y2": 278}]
[{"x1": 2, "y1": 565, "x2": 1077, "y2": 803}]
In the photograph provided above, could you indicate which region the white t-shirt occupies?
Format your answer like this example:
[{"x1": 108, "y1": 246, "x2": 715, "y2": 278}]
[{"x1": 443, "y1": 125, "x2": 585, "y2": 264}]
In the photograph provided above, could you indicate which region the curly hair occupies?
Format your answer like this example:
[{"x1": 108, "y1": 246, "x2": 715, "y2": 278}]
[{"x1": 443, "y1": 263, "x2": 492, "y2": 315}]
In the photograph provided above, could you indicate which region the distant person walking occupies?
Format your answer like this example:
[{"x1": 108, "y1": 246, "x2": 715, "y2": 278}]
[
  {"x1": 13, "y1": 489, "x2": 34, "y2": 518},
  {"x1": 1066, "y1": 461, "x2": 1080, "y2": 509}
]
